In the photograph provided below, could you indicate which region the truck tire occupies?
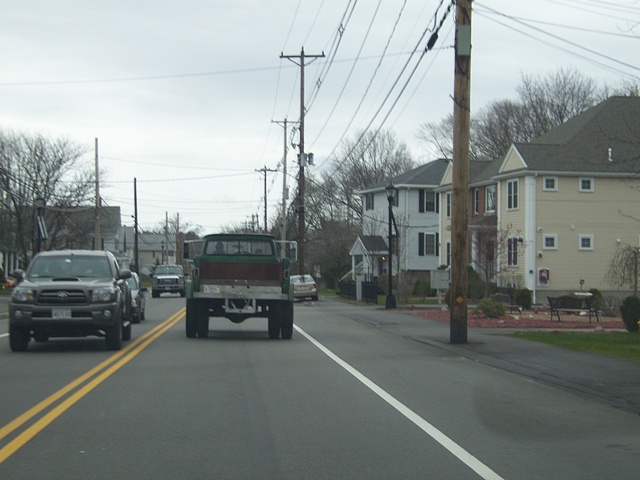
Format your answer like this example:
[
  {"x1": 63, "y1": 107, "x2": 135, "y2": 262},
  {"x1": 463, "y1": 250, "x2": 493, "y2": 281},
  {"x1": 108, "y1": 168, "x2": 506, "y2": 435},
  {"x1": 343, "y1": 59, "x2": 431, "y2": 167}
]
[
  {"x1": 197, "y1": 303, "x2": 209, "y2": 338},
  {"x1": 186, "y1": 299, "x2": 198, "y2": 338},
  {"x1": 106, "y1": 320, "x2": 123, "y2": 350},
  {"x1": 281, "y1": 301, "x2": 294, "y2": 339},
  {"x1": 9, "y1": 324, "x2": 30, "y2": 352},
  {"x1": 268, "y1": 303, "x2": 282, "y2": 339}
]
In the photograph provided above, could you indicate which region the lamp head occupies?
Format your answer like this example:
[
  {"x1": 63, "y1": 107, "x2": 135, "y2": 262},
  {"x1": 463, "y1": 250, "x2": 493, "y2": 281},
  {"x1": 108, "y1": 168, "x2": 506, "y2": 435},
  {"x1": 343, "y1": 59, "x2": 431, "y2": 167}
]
[{"x1": 385, "y1": 181, "x2": 396, "y2": 203}]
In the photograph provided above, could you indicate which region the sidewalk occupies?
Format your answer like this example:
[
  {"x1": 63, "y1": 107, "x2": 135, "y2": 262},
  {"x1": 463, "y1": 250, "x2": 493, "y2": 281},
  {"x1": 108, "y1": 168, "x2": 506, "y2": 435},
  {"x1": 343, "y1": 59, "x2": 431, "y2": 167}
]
[{"x1": 329, "y1": 298, "x2": 640, "y2": 416}]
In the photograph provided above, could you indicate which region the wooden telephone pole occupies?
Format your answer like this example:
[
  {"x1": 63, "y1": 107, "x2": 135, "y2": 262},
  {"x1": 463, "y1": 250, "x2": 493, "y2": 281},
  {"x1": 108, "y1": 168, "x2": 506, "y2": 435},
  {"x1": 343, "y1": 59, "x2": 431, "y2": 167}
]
[
  {"x1": 256, "y1": 166, "x2": 278, "y2": 232},
  {"x1": 280, "y1": 48, "x2": 325, "y2": 275},
  {"x1": 450, "y1": 0, "x2": 472, "y2": 344}
]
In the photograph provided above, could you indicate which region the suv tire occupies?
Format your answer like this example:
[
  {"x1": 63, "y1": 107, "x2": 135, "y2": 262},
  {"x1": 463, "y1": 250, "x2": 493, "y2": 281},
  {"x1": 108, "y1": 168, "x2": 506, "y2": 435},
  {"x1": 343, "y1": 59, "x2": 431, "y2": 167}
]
[
  {"x1": 9, "y1": 324, "x2": 30, "y2": 352},
  {"x1": 105, "y1": 320, "x2": 123, "y2": 350}
]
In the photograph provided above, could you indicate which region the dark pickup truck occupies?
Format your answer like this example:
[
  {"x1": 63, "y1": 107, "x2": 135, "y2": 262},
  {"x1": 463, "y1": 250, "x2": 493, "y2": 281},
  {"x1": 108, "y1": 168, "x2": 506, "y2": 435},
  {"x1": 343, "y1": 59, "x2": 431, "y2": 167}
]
[{"x1": 9, "y1": 250, "x2": 132, "y2": 351}]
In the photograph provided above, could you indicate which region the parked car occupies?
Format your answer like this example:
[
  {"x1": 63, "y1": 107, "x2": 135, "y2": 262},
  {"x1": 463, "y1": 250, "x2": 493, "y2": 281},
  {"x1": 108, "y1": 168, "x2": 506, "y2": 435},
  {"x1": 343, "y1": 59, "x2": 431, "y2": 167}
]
[
  {"x1": 9, "y1": 250, "x2": 132, "y2": 351},
  {"x1": 290, "y1": 274, "x2": 318, "y2": 301},
  {"x1": 152, "y1": 264, "x2": 185, "y2": 298},
  {"x1": 126, "y1": 272, "x2": 147, "y2": 323}
]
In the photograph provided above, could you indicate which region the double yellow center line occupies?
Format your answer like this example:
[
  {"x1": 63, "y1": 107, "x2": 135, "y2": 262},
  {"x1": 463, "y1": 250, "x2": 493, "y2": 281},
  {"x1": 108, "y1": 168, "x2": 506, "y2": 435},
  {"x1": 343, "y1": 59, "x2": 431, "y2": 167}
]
[{"x1": 0, "y1": 308, "x2": 185, "y2": 464}]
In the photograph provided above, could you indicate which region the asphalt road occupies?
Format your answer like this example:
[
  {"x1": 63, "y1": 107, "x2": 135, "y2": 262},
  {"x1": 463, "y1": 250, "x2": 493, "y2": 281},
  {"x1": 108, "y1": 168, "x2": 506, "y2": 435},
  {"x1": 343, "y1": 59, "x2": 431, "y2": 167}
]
[{"x1": 0, "y1": 295, "x2": 638, "y2": 479}]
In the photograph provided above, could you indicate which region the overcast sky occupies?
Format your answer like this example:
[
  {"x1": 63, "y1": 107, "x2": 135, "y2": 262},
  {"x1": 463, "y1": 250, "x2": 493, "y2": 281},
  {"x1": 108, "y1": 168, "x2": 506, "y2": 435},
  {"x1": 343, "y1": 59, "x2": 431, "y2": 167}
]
[{"x1": 1, "y1": 0, "x2": 638, "y2": 233}]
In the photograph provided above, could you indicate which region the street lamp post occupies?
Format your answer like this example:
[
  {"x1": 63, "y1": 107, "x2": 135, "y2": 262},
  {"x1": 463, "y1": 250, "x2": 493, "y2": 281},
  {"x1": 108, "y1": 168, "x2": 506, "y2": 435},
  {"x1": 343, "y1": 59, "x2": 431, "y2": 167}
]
[{"x1": 385, "y1": 181, "x2": 397, "y2": 309}]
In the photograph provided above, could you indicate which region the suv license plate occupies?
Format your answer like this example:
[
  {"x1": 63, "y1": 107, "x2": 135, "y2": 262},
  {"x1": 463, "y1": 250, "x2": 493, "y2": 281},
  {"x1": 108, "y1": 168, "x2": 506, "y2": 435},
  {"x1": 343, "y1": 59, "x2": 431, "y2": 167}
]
[{"x1": 52, "y1": 308, "x2": 72, "y2": 319}]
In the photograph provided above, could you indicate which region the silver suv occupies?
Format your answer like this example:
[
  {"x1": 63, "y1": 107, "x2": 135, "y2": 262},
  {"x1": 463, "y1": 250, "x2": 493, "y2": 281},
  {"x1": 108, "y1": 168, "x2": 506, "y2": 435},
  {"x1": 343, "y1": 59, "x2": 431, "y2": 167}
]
[
  {"x1": 9, "y1": 250, "x2": 132, "y2": 351},
  {"x1": 151, "y1": 264, "x2": 185, "y2": 298}
]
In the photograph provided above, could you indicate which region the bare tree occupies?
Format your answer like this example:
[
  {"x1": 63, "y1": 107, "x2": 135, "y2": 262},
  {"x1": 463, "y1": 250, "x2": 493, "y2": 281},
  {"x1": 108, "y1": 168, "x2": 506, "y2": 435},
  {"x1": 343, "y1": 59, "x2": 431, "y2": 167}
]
[
  {"x1": 517, "y1": 68, "x2": 600, "y2": 136},
  {"x1": 418, "y1": 68, "x2": 607, "y2": 161},
  {"x1": 321, "y1": 129, "x2": 415, "y2": 223},
  {"x1": 471, "y1": 99, "x2": 536, "y2": 160},
  {"x1": 0, "y1": 130, "x2": 92, "y2": 263},
  {"x1": 416, "y1": 114, "x2": 455, "y2": 160},
  {"x1": 606, "y1": 245, "x2": 640, "y2": 295}
]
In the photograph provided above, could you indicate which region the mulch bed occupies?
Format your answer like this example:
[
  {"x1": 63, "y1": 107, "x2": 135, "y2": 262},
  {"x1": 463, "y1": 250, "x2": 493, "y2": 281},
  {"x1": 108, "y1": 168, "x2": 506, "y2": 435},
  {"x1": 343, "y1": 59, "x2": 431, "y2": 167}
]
[{"x1": 409, "y1": 307, "x2": 627, "y2": 330}]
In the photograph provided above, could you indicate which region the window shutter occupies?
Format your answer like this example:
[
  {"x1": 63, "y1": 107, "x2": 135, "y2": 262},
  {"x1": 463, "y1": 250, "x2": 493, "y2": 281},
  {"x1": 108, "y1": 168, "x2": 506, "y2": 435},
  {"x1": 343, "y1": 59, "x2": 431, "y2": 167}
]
[
  {"x1": 436, "y1": 233, "x2": 440, "y2": 257},
  {"x1": 419, "y1": 190, "x2": 425, "y2": 213},
  {"x1": 418, "y1": 233, "x2": 424, "y2": 256},
  {"x1": 435, "y1": 192, "x2": 440, "y2": 214}
]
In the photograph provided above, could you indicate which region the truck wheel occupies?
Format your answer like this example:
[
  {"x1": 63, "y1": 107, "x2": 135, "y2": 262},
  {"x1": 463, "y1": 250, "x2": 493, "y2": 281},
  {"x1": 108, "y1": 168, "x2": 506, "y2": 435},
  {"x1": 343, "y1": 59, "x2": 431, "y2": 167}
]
[
  {"x1": 152, "y1": 290, "x2": 160, "y2": 298},
  {"x1": 186, "y1": 300, "x2": 198, "y2": 338},
  {"x1": 180, "y1": 290, "x2": 186, "y2": 298},
  {"x1": 106, "y1": 321, "x2": 123, "y2": 350},
  {"x1": 268, "y1": 303, "x2": 282, "y2": 339},
  {"x1": 9, "y1": 324, "x2": 30, "y2": 352},
  {"x1": 197, "y1": 303, "x2": 209, "y2": 338},
  {"x1": 281, "y1": 301, "x2": 294, "y2": 339}
]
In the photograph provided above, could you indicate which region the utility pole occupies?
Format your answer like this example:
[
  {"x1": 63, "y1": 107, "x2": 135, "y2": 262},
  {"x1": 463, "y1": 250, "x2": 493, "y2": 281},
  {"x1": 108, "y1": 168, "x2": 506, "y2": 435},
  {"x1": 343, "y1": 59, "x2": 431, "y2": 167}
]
[
  {"x1": 272, "y1": 118, "x2": 299, "y2": 257},
  {"x1": 256, "y1": 166, "x2": 278, "y2": 233},
  {"x1": 450, "y1": 0, "x2": 472, "y2": 344},
  {"x1": 134, "y1": 178, "x2": 139, "y2": 274},
  {"x1": 164, "y1": 211, "x2": 169, "y2": 265},
  {"x1": 280, "y1": 48, "x2": 325, "y2": 274},
  {"x1": 94, "y1": 138, "x2": 101, "y2": 250},
  {"x1": 176, "y1": 212, "x2": 180, "y2": 266}
]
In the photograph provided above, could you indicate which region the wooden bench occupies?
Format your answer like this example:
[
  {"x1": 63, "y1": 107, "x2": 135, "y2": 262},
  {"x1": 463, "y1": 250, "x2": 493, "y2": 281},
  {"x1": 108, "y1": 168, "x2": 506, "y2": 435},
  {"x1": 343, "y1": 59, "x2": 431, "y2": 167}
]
[
  {"x1": 547, "y1": 295, "x2": 600, "y2": 323},
  {"x1": 490, "y1": 293, "x2": 522, "y2": 313}
]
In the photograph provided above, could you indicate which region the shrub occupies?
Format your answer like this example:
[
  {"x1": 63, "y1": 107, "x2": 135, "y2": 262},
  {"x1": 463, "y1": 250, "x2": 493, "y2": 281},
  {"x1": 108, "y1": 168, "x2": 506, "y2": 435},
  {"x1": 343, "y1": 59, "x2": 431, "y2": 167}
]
[
  {"x1": 474, "y1": 297, "x2": 506, "y2": 318},
  {"x1": 588, "y1": 288, "x2": 604, "y2": 310},
  {"x1": 620, "y1": 295, "x2": 640, "y2": 333},
  {"x1": 514, "y1": 288, "x2": 532, "y2": 310}
]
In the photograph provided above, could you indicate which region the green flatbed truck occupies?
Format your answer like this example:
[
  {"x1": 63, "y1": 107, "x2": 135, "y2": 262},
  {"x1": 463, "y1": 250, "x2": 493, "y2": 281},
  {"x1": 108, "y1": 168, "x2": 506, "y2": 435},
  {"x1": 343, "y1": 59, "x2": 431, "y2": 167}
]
[{"x1": 184, "y1": 233, "x2": 295, "y2": 339}]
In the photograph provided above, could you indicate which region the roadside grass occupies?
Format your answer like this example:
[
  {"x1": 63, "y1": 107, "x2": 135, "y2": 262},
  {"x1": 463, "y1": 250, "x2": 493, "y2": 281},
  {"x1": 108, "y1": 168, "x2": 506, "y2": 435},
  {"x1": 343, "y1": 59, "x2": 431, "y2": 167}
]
[{"x1": 510, "y1": 331, "x2": 640, "y2": 362}]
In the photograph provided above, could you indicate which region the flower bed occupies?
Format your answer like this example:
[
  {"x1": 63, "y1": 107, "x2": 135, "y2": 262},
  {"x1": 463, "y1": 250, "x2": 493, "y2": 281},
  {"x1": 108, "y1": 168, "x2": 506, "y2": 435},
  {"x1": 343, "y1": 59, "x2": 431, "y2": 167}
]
[{"x1": 413, "y1": 308, "x2": 626, "y2": 330}]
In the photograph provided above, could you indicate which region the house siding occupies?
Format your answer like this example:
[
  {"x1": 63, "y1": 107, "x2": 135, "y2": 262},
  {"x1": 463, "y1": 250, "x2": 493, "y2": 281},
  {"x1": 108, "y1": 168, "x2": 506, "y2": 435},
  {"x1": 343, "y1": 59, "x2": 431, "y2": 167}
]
[{"x1": 535, "y1": 175, "x2": 640, "y2": 296}]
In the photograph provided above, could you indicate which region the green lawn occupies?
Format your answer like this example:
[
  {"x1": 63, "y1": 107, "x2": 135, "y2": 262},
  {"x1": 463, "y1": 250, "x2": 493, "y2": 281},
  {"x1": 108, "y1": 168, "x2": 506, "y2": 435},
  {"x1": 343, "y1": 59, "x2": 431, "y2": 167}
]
[{"x1": 510, "y1": 332, "x2": 640, "y2": 362}]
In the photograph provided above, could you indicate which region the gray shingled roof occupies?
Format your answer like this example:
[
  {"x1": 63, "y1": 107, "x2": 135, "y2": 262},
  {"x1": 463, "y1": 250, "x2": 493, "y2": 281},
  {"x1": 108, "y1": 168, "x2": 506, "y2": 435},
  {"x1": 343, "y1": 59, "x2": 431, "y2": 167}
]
[
  {"x1": 513, "y1": 96, "x2": 640, "y2": 174},
  {"x1": 360, "y1": 158, "x2": 449, "y2": 193},
  {"x1": 359, "y1": 235, "x2": 388, "y2": 252}
]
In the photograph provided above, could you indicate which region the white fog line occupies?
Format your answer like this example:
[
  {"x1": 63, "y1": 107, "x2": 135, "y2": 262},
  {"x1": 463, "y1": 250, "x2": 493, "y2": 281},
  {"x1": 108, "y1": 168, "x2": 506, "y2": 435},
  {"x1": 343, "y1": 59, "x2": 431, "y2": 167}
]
[{"x1": 294, "y1": 325, "x2": 505, "y2": 480}]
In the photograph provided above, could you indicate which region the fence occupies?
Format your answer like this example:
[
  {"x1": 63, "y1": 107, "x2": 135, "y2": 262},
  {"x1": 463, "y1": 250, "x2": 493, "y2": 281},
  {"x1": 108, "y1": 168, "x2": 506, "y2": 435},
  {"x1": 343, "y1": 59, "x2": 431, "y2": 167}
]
[{"x1": 338, "y1": 279, "x2": 378, "y2": 304}]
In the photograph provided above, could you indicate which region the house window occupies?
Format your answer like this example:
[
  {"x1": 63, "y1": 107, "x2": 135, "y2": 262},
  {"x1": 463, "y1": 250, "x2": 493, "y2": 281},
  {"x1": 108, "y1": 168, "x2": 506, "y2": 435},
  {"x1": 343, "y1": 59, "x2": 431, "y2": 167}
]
[
  {"x1": 543, "y1": 177, "x2": 558, "y2": 191},
  {"x1": 579, "y1": 234, "x2": 594, "y2": 250},
  {"x1": 473, "y1": 189, "x2": 480, "y2": 214},
  {"x1": 579, "y1": 177, "x2": 594, "y2": 192},
  {"x1": 507, "y1": 237, "x2": 518, "y2": 266},
  {"x1": 486, "y1": 185, "x2": 496, "y2": 213},
  {"x1": 543, "y1": 234, "x2": 558, "y2": 249},
  {"x1": 445, "y1": 192, "x2": 452, "y2": 218},
  {"x1": 419, "y1": 190, "x2": 438, "y2": 213},
  {"x1": 507, "y1": 180, "x2": 519, "y2": 210},
  {"x1": 365, "y1": 193, "x2": 374, "y2": 210},
  {"x1": 418, "y1": 232, "x2": 439, "y2": 256}
]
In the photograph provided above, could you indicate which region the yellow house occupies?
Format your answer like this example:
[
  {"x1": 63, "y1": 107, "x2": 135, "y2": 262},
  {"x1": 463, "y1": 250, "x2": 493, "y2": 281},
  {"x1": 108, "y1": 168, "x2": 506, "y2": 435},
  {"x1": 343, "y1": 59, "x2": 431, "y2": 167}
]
[{"x1": 439, "y1": 96, "x2": 640, "y2": 304}]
